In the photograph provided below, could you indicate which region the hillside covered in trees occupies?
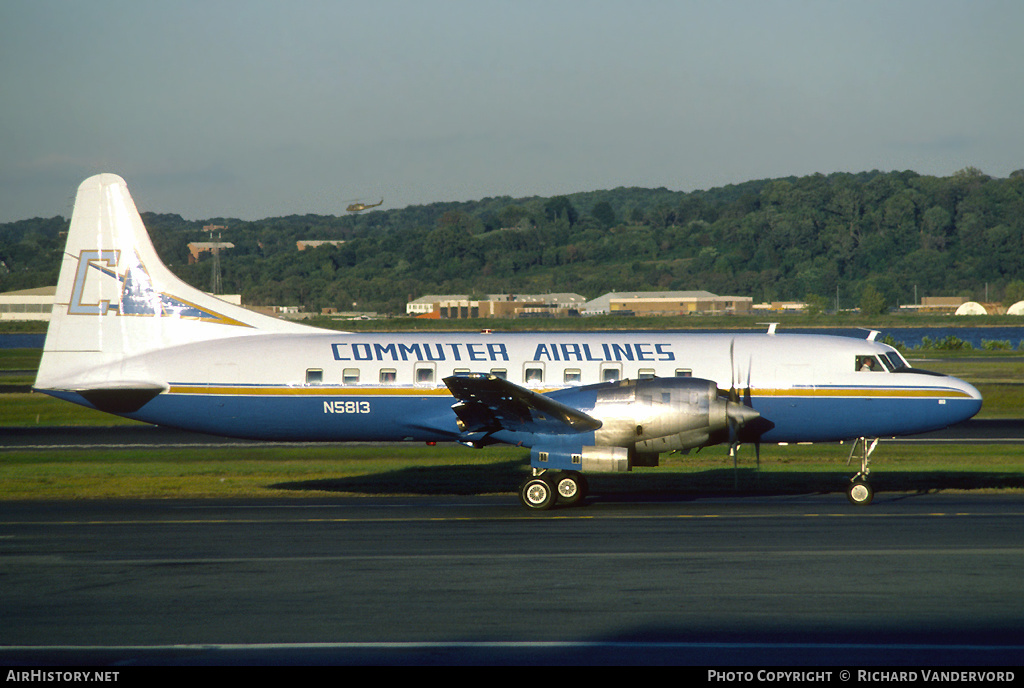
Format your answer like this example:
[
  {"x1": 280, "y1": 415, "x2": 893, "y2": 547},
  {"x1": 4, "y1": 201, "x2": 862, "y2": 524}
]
[{"x1": 2, "y1": 167, "x2": 1023, "y2": 316}]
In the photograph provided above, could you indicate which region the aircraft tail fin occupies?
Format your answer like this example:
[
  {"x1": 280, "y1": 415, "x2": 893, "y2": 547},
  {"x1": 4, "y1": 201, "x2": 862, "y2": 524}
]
[{"x1": 35, "y1": 174, "x2": 315, "y2": 391}]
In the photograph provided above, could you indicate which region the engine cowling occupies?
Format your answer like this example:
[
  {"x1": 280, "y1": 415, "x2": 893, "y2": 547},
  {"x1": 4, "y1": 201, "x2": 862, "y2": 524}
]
[{"x1": 591, "y1": 377, "x2": 758, "y2": 453}]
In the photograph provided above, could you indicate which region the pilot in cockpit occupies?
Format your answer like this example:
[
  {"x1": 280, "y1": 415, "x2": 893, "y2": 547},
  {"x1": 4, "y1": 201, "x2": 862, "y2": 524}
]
[{"x1": 856, "y1": 356, "x2": 878, "y2": 372}]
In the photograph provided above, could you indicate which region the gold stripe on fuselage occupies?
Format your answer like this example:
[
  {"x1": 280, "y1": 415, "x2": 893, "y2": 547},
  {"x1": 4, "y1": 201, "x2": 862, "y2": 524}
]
[{"x1": 165, "y1": 384, "x2": 972, "y2": 399}]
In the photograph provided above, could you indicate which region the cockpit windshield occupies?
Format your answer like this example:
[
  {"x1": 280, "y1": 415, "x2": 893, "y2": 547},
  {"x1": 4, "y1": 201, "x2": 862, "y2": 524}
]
[
  {"x1": 884, "y1": 350, "x2": 910, "y2": 370},
  {"x1": 855, "y1": 351, "x2": 913, "y2": 373},
  {"x1": 855, "y1": 354, "x2": 896, "y2": 372}
]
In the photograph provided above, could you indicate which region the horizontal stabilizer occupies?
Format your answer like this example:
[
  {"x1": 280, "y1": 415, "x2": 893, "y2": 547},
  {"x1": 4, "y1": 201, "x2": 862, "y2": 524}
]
[
  {"x1": 73, "y1": 381, "x2": 167, "y2": 413},
  {"x1": 444, "y1": 373, "x2": 602, "y2": 436}
]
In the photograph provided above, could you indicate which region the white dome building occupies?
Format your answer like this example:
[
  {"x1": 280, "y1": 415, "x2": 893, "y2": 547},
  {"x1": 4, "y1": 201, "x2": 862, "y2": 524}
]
[{"x1": 954, "y1": 301, "x2": 988, "y2": 316}]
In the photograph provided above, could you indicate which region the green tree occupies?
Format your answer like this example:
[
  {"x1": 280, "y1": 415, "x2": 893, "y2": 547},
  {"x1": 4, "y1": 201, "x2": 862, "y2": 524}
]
[
  {"x1": 803, "y1": 293, "x2": 830, "y2": 315},
  {"x1": 859, "y1": 284, "x2": 887, "y2": 316},
  {"x1": 591, "y1": 201, "x2": 616, "y2": 228},
  {"x1": 1004, "y1": 280, "x2": 1024, "y2": 306},
  {"x1": 544, "y1": 196, "x2": 579, "y2": 225}
]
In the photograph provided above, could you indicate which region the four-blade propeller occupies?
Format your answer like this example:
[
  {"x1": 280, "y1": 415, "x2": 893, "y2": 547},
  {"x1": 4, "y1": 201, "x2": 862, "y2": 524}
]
[{"x1": 724, "y1": 339, "x2": 763, "y2": 482}]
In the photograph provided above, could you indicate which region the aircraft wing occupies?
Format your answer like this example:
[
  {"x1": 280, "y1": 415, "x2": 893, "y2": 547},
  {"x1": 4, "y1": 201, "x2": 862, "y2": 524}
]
[{"x1": 443, "y1": 373, "x2": 602, "y2": 436}]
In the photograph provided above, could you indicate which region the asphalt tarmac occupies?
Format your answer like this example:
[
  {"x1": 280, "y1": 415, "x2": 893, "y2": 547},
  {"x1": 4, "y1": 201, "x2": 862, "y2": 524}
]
[{"x1": 2, "y1": 493, "x2": 1023, "y2": 666}]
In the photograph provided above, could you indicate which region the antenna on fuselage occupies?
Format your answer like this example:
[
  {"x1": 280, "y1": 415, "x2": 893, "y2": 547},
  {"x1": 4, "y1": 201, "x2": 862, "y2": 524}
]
[
  {"x1": 758, "y1": 322, "x2": 779, "y2": 335},
  {"x1": 857, "y1": 328, "x2": 881, "y2": 341}
]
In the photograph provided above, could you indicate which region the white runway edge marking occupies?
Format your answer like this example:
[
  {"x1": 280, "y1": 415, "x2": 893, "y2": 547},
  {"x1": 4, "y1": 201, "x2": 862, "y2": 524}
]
[
  {"x1": 12, "y1": 442, "x2": 314, "y2": 450},
  {"x1": 2, "y1": 641, "x2": 1024, "y2": 655}
]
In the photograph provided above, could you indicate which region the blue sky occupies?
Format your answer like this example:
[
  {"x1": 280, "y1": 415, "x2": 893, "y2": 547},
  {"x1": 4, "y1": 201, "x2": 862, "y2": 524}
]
[{"x1": 1, "y1": 0, "x2": 1022, "y2": 222}]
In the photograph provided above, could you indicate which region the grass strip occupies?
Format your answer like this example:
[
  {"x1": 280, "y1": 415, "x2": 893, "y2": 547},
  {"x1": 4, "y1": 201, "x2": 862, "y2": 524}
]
[{"x1": 2, "y1": 442, "x2": 1022, "y2": 500}]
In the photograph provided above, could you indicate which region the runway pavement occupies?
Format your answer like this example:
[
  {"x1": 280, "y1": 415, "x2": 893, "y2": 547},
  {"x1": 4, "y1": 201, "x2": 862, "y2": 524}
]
[
  {"x1": 1, "y1": 493, "x2": 1023, "y2": 666},
  {"x1": 3, "y1": 421, "x2": 1023, "y2": 665}
]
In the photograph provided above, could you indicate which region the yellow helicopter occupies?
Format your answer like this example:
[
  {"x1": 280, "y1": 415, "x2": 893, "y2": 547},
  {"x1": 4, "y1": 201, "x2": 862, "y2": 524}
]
[{"x1": 346, "y1": 199, "x2": 384, "y2": 212}]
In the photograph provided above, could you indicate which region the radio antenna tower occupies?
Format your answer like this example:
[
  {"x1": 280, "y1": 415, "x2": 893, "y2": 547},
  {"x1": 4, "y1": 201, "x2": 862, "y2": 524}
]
[
  {"x1": 205, "y1": 225, "x2": 227, "y2": 295},
  {"x1": 211, "y1": 239, "x2": 222, "y2": 294}
]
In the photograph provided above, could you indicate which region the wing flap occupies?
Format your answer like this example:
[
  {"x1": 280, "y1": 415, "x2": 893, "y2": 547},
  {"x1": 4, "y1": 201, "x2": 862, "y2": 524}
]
[{"x1": 443, "y1": 373, "x2": 601, "y2": 436}]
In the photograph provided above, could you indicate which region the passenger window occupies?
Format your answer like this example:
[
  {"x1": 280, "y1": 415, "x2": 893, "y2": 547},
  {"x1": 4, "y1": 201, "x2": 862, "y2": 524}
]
[
  {"x1": 490, "y1": 368, "x2": 507, "y2": 380},
  {"x1": 343, "y1": 368, "x2": 360, "y2": 385},
  {"x1": 675, "y1": 368, "x2": 692, "y2": 378},
  {"x1": 525, "y1": 366, "x2": 544, "y2": 384},
  {"x1": 638, "y1": 368, "x2": 655, "y2": 379},
  {"x1": 564, "y1": 368, "x2": 581, "y2": 383},
  {"x1": 416, "y1": 366, "x2": 435, "y2": 384},
  {"x1": 379, "y1": 368, "x2": 396, "y2": 383},
  {"x1": 306, "y1": 368, "x2": 323, "y2": 385},
  {"x1": 452, "y1": 368, "x2": 470, "y2": 376}
]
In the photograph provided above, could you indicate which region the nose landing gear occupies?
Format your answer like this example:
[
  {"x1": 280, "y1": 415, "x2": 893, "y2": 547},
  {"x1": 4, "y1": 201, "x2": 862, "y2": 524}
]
[{"x1": 846, "y1": 437, "x2": 878, "y2": 506}]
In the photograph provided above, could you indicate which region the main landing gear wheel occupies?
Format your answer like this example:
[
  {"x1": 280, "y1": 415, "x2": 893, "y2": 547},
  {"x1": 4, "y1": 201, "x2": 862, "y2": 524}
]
[
  {"x1": 847, "y1": 480, "x2": 874, "y2": 506},
  {"x1": 520, "y1": 476, "x2": 556, "y2": 510},
  {"x1": 555, "y1": 472, "x2": 588, "y2": 506}
]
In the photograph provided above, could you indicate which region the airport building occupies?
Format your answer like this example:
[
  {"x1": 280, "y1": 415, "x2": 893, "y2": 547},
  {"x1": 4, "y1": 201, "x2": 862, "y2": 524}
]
[
  {"x1": 0, "y1": 287, "x2": 55, "y2": 321},
  {"x1": 297, "y1": 240, "x2": 346, "y2": 251},
  {"x1": 187, "y1": 241, "x2": 235, "y2": 264},
  {"x1": 898, "y1": 296, "x2": 971, "y2": 313},
  {"x1": 753, "y1": 301, "x2": 809, "y2": 313},
  {"x1": 583, "y1": 291, "x2": 754, "y2": 316},
  {"x1": 410, "y1": 291, "x2": 754, "y2": 318},
  {"x1": 407, "y1": 293, "x2": 586, "y2": 318}
]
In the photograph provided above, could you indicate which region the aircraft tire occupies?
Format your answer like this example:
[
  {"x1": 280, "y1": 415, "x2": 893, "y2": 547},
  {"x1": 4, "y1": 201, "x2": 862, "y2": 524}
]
[
  {"x1": 555, "y1": 472, "x2": 588, "y2": 506},
  {"x1": 520, "y1": 477, "x2": 556, "y2": 510},
  {"x1": 847, "y1": 480, "x2": 873, "y2": 506}
]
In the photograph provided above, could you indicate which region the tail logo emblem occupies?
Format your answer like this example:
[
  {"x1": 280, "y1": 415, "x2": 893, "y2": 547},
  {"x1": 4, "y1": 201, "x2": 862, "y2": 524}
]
[{"x1": 68, "y1": 249, "x2": 248, "y2": 326}]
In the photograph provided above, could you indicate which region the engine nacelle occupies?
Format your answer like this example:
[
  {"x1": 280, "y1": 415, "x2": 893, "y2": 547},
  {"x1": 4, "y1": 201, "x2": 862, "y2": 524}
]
[
  {"x1": 591, "y1": 377, "x2": 755, "y2": 453},
  {"x1": 527, "y1": 378, "x2": 760, "y2": 474},
  {"x1": 532, "y1": 445, "x2": 629, "y2": 473}
]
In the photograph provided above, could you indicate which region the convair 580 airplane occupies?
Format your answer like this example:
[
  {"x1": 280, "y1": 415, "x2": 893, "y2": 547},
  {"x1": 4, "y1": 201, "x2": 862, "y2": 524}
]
[{"x1": 35, "y1": 175, "x2": 982, "y2": 508}]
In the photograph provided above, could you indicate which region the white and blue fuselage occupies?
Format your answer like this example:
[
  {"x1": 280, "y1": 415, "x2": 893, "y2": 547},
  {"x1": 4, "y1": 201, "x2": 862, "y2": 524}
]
[{"x1": 44, "y1": 330, "x2": 981, "y2": 446}]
